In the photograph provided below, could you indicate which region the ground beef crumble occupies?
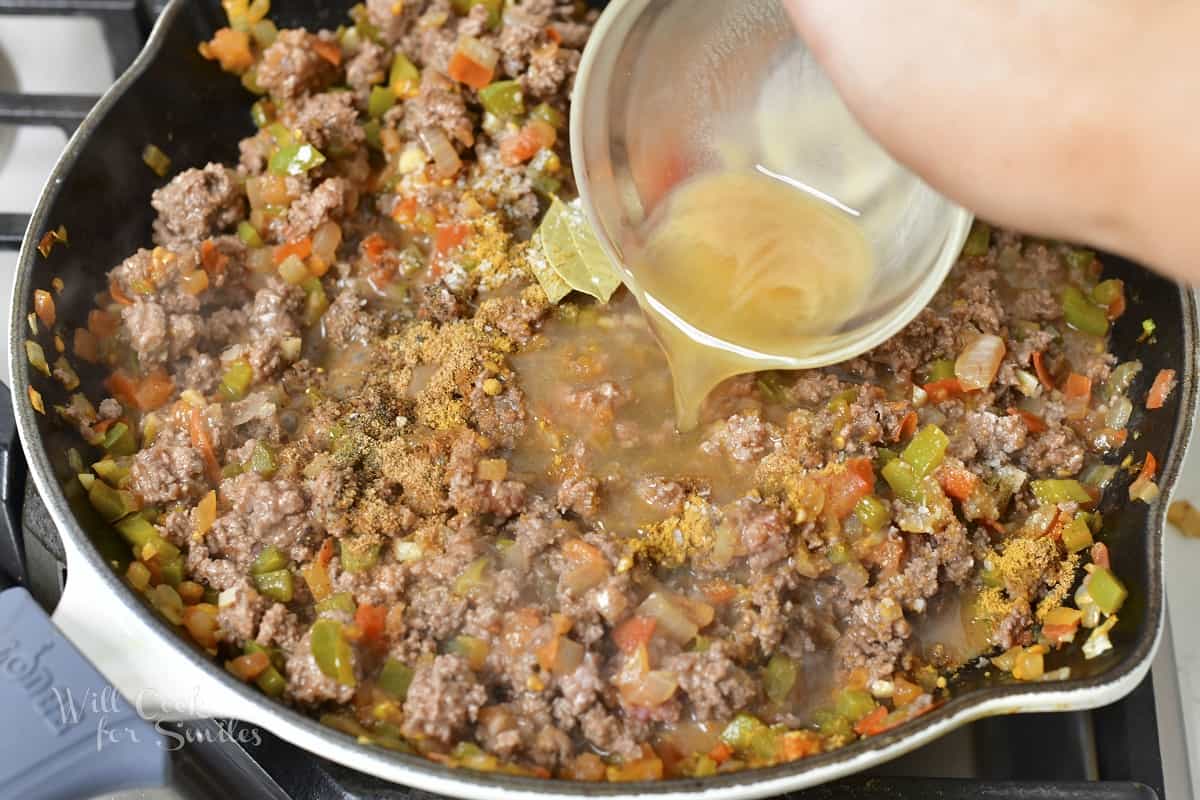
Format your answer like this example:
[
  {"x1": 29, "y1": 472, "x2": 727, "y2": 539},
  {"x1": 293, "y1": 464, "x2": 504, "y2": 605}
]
[{"x1": 42, "y1": 1, "x2": 1142, "y2": 783}]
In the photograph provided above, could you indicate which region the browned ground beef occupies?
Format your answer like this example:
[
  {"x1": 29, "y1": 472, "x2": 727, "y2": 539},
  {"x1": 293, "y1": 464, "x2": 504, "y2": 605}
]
[{"x1": 39, "y1": 0, "x2": 1145, "y2": 784}]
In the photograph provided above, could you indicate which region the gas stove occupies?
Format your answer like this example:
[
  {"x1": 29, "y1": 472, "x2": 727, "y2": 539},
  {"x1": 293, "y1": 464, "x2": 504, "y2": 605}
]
[{"x1": 0, "y1": 3, "x2": 1195, "y2": 799}]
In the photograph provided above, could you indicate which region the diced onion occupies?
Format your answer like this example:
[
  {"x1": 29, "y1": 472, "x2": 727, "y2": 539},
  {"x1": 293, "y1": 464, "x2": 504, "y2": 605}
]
[
  {"x1": 1014, "y1": 369, "x2": 1042, "y2": 398},
  {"x1": 619, "y1": 668, "x2": 678, "y2": 708},
  {"x1": 955, "y1": 334, "x2": 1006, "y2": 390},
  {"x1": 393, "y1": 540, "x2": 424, "y2": 562},
  {"x1": 552, "y1": 637, "x2": 584, "y2": 676},
  {"x1": 1105, "y1": 396, "x2": 1133, "y2": 430},
  {"x1": 563, "y1": 561, "x2": 608, "y2": 594},
  {"x1": 637, "y1": 592, "x2": 698, "y2": 644},
  {"x1": 312, "y1": 220, "x2": 342, "y2": 263},
  {"x1": 459, "y1": 35, "x2": 498, "y2": 70},
  {"x1": 1083, "y1": 615, "x2": 1117, "y2": 660},
  {"x1": 419, "y1": 126, "x2": 462, "y2": 179},
  {"x1": 1130, "y1": 479, "x2": 1160, "y2": 503}
]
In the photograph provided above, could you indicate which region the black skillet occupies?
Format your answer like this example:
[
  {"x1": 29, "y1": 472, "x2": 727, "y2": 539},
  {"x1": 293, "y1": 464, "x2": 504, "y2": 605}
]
[{"x1": 1, "y1": 1, "x2": 1195, "y2": 797}]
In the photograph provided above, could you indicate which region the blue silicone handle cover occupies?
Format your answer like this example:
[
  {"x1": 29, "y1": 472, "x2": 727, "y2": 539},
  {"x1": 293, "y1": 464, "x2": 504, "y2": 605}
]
[{"x1": 0, "y1": 587, "x2": 169, "y2": 800}]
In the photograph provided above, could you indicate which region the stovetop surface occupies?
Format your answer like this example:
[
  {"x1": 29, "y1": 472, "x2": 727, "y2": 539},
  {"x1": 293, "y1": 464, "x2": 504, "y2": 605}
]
[{"x1": 0, "y1": 2, "x2": 1194, "y2": 799}]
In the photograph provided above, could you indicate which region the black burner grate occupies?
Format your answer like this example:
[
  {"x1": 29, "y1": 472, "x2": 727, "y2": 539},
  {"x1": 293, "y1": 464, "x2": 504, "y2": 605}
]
[
  {"x1": 0, "y1": 3, "x2": 1174, "y2": 798},
  {"x1": 0, "y1": 0, "x2": 166, "y2": 248}
]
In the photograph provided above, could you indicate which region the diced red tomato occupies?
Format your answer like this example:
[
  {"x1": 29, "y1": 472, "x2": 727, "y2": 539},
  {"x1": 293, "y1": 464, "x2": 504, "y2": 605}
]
[
  {"x1": 853, "y1": 706, "x2": 890, "y2": 736},
  {"x1": 826, "y1": 457, "x2": 876, "y2": 519},
  {"x1": 1107, "y1": 291, "x2": 1126, "y2": 320},
  {"x1": 189, "y1": 407, "x2": 222, "y2": 485},
  {"x1": 923, "y1": 378, "x2": 965, "y2": 404},
  {"x1": 700, "y1": 579, "x2": 738, "y2": 606},
  {"x1": 391, "y1": 196, "x2": 418, "y2": 224},
  {"x1": 355, "y1": 603, "x2": 388, "y2": 646},
  {"x1": 708, "y1": 741, "x2": 733, "y2": 765},
  {"x1": 1147, "y1": 369, "x2": 1177, "y2": 410},
  {"x1": 317, "y1": 538, "x2": 334, "y2": 567},
  {"x1": 937, "y1": 463, "x2": 978, "y2": 501},
  {"x1": 200, "y1": 239, "x2": 229, "y2": 275},
  {"x1": 1032, "y1": 351, "x2": 1055, "y2": 391},
  {"x1": 273, "y1": 237, "x2": 313, "y2": 266},
  {"x1": 88, "y1": 309, "x2": 120, "y2": 338},
  {"x1": 613, "y1": 616, "x2": 656, "y2": 654},
  {"x1": 500, "y1": 119, "x2": 556, "y2": 166},
  {"x1": 1008, "y1": 407, "x2": 1048, "y2": 434},
  {"x1": 109, "y1": 280, "x2": 134, "y2": 306},
  {"x1": 895, "y1": 410, "x2": 919, "y2": 442},
  {"x1": 434, "y1": 222, "x2": 472, "y2": 256},
  {"x1": 361, "y1": 233, "x2": 388, "y2": 263},
  {"x1": 1128, "y1": 451, "x2": 1158, "y2": 501},
  {"x1": 447, "y1": 51, "x2": 495, "y2": 89},
  {"x1": 1063, "y1": 373, "x2": 1092, "y2": 420},
  {"x1": 134, "y1": 368, "x2": 176, "y2": 411},
  {"x1": 312, "y1": 38, "x2": 342, "y2": 66},
  {"x1": 780, "y1": 731, "x2": 821, "y2": 761},
  {"x1": 1043, "y1": 622, "x2": 1081, "y2": 645}
]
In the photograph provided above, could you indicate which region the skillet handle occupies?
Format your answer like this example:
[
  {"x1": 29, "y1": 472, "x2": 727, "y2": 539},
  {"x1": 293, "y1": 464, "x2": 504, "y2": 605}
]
[{"x1": 0, "y1": 587, "x2": 169, "y2": 800}]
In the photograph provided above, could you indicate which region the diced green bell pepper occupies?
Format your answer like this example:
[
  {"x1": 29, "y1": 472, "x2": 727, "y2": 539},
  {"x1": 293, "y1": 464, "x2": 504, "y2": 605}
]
[
  {"x1": 368, "y1": 85, "x2": 396, "y2": 118},
  {"x1": 812, "y1": 708, "x2": 853, "y2": 738},
  {"x1": 1065, "y1": 249, "x2": 1095, "y2": 272},
  {"x1": 159, "y1": 555, "x2": 185, "y2": 586},
  {"x1": 530, "y1": 102, "x2": 565, "y2": 129},
  {"x1": 763, "y1": 654, "x2": 797, "y2": 703},
  {"x1": 249, "y1": 442, "x2": 277, "y2": 478},
  {"x1": 827, "y1": 541, "x2": 851, "y2": 565},
  {"x1": 1092, "y1": 279, "x2": 1124, "y2": 307},
  {"x1": 1061, "y1": 514, "x2": 1095, "y2": 554},
  {"x1": 269, "y1": 142, "x2": 327, "y2": 177},
  {"x1": 962, "y1": 221, "x2": 991, "y2": 257},
  {"x1": 363, "y1": 119, "x2": 382, "y2": 150},
  {"x1": 220, "y1": 358, "x2": 254, "y2": 401},
  {"x1": 238, "y1": 220, "x2": 264, "y2": 248},
  {"x1": 389, "y1": 52, "x2": 420, "y2": 96},
  {"x1": 720, "y1": 713, "x2": 767, "y2": 752},
  {"x1": 253, "y1": 569, "x2": 294, "y2": 602},
  {"x1": 1062, "y1": 286, "x2": 1110, "y2": 337},
  {"x1": 89, "y1": 480, "x2": 134, "y2": 522},
  {"x1": 882, "y1": 458, "x2": 923, "y2": 504},
  {"x1": 450, "y1": 0, "x2": 503, "y2": 29},
  {"x1": 116, "y1": 514, "x2": 176, "y2": 558},
  {"x1": 250, "y1": 99, "x2": 274, "y2": 128},
  {"x1": 102, "y1": 422, "x2": 137, "y2": 457},
  {"x1": 854, "y1": 495, "x2": 891, "y2": 532},
  {"x1": 311, "y1": 618, "x2": 356, "y2": 687},
  {"x1": 252, "y1": 545, "x2": 287, "y2": 575},
  {"x1": 1088, "y1": 566, "x2": 1127, "y2": 615},
  {"x1": 340, "y1": 536, "x2": 381, "y2": 573},
  {"x1": 454, "y1": 556, "x2": 490, "y2": 595},
  {"x1": 1030, "y1": 479, "x2": 1092, "y2": 505},
  {"x1": 901, "y1": 424, "x2": 949, "y2": 478},
  {"x1": 478, "y1": 80, "x2": 525, "y2": 119},
  {"x1": 925, "y1": 358, "x2": 957, "y2": 383},
  {"x1": 316, "y1": 591, "x2": 357, "y2": 616},
  {"x1": 834, "y1": 688, "x2": 876, "y2": 722},
  {"x1": 377, "y1": 658, "x2": 415, "y2": 698},
  {"x1": 302, "y1": 277, "x2": 329, "y2": 326}
]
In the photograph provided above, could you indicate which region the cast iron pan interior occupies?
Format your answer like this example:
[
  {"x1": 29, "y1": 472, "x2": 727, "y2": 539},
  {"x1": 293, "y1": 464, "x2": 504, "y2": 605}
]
[{"x1": 12, "y1": 0, "x2": 1196, "y2": 793}]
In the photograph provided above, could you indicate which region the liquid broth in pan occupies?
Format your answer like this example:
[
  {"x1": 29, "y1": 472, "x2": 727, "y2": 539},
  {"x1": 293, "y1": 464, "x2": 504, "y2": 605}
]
[{"x1": 629, "y1": 169, "x2": 874, "y2": 429}]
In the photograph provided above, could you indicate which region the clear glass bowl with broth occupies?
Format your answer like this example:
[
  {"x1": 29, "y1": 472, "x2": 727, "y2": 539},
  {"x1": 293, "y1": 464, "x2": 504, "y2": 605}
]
[{"x1": 572, "y1": 0, "x2": 973, "y2": 426}]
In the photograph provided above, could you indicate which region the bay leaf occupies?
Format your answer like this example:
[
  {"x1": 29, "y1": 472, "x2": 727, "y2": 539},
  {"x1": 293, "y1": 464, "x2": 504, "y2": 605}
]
[{"x1": 532, "y1": 196, "x2": 622, "y2": 303}]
